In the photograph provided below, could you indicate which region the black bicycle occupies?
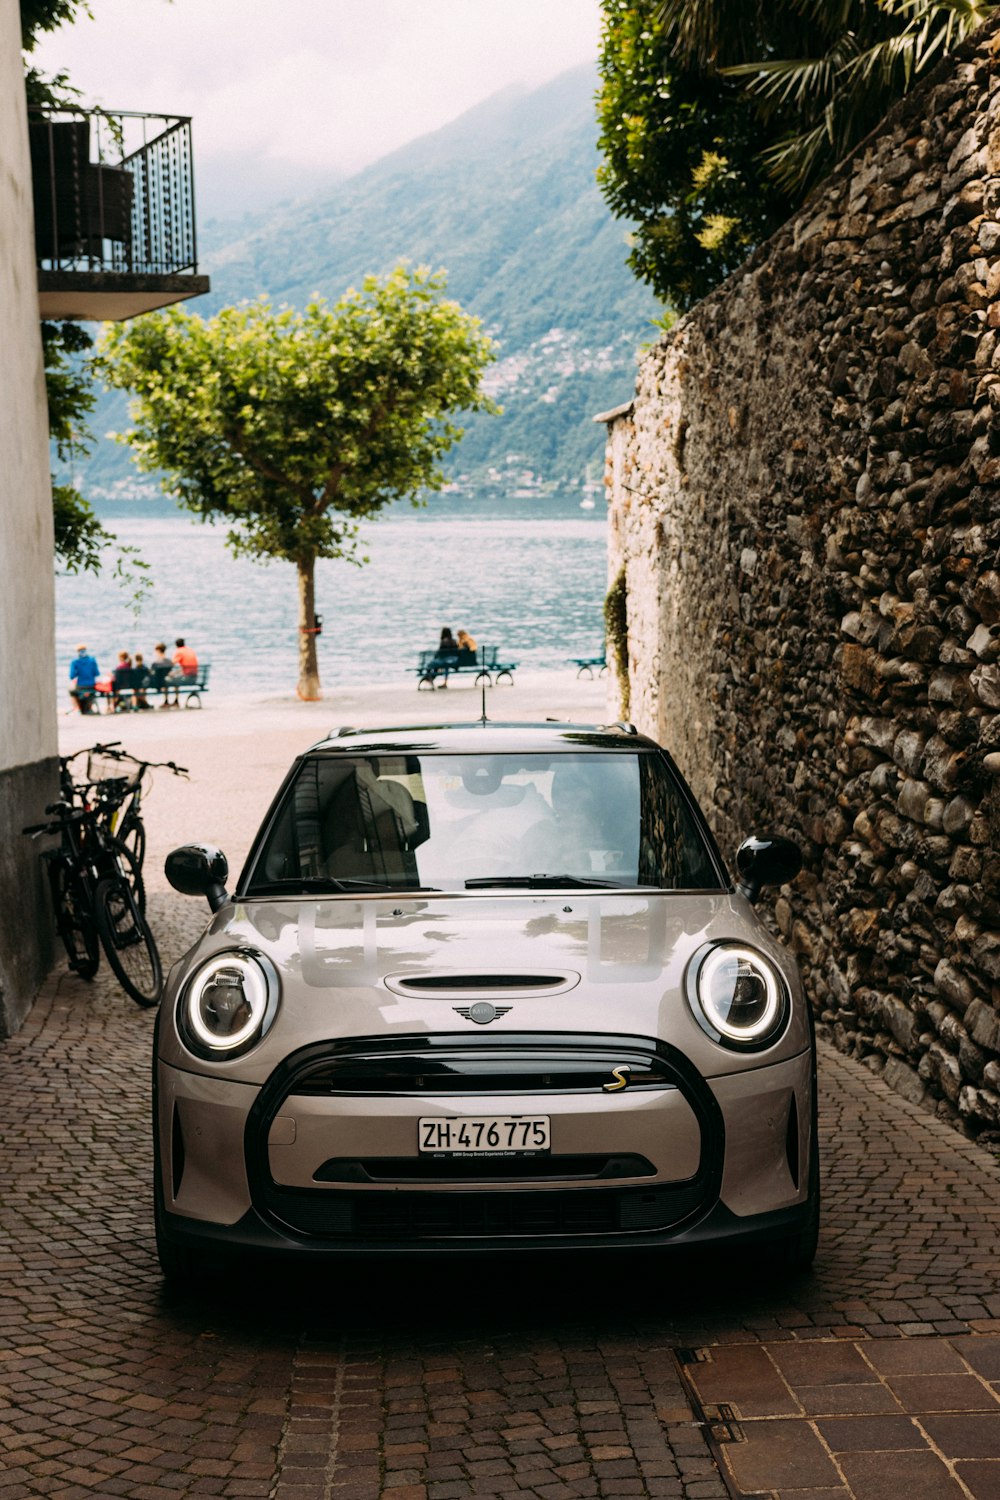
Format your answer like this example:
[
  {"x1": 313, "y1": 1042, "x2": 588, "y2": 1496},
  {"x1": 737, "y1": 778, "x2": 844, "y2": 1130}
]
[
  {"x1": 23, "y1": 798, "x2": 162, "y2": 1007},
  {"x1": 59, "y1": 743, "x2": 189, "y2": 871}
]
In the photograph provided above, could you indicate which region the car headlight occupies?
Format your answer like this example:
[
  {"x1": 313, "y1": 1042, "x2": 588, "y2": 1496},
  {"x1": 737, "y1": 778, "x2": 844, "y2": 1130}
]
[
  {"x1": 687, "y1": 943, "x2": 788, "y2": 1050},
  {"x1": 179, "y1": 950, "x2": 279, "y2": 1058}
]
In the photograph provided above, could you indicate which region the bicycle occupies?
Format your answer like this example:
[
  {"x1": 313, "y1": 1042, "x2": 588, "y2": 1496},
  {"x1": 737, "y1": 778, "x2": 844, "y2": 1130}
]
[
  {"x1": 79, "y1": 742, "x2": 189, "y2": 872},
  {"x1": 23, "y1": 798, "x2": 163, "y2": 1007},
  {"x1": 55, "y1": 748, "x2": 147, "y2": 911}
]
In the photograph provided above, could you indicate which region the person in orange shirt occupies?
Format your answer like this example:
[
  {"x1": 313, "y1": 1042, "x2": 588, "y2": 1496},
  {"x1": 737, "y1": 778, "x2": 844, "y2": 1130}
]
[{"x1": 164, "y1": 636, "x2": 199, "y2": 707}]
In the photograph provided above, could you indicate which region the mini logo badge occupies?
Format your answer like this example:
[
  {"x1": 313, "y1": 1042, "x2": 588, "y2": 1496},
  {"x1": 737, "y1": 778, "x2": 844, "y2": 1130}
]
[
  {"x1": 603, "y1": 1065, "x2": 631, "y2": 1093},
  {"x1": 454, "y1": 1002, "x2": 512, "y2": 1025}
]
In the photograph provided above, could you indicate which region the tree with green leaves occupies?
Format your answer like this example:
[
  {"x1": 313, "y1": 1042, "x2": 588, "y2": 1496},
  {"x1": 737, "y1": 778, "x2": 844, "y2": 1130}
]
[
  {"x1": 44, "y1": 320, "x2": 152, "y2": 605},
  {"x1": 43, "y1": 320, "x2": 106, "y2": 572},
  {"x1": 598, "y1": 0, "x2": 994, "y2": 311},
  {"x1": 99, "y1": 266, "x2": 496, "y2": 699},
  {"x1": 597, "y1": 1, "x2": 794, "y2": 311}
]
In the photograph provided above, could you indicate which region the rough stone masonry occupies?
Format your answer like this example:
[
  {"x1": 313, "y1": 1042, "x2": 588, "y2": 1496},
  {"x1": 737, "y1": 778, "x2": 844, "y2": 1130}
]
[{"x1": 603, "y1": 19, "x2": 1000, "y2": 1136}]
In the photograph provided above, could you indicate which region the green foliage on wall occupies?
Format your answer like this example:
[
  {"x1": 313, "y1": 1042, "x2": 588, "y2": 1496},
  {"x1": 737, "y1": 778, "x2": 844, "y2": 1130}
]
[
  {"x1": 596, "y1": 0, "x2": 995, "y2": 310},
  {"x1": 604, "y1": 566, "x2": 630, "y2": 720}
]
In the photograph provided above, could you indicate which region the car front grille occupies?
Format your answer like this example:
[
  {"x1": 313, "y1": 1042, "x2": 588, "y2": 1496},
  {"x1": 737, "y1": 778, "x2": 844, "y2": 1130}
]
[
  {"x1": 265, "y1": 1181, "x2": 707, "y2": 1241},
  {"x1": 245, "y1": 1032, "x2": 726, "y2": 1246},
  {"x1": 286, "y1": 1042, "x2": 676, "y2": 1097}
]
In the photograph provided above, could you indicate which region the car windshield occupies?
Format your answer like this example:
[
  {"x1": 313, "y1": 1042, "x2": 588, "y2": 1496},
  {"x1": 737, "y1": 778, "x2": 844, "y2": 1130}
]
[{"x1": 248, "y1": 751, "x2": 723, "y2": 895}]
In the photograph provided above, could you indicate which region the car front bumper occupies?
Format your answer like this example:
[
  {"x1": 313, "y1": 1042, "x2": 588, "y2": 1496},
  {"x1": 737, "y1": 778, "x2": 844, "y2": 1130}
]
[{"x1": 156, "y1": 1035, "x2": 815, "y2": 1258}]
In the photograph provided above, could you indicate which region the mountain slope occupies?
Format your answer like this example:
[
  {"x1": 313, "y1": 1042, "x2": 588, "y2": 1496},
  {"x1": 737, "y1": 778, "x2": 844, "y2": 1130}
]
[{"x1": 83, "y1": 65, "x2": 657, "y2": 499}]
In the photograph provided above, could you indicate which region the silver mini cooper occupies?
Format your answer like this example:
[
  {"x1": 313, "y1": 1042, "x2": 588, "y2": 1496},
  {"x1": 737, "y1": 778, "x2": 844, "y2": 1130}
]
[{"x1": 156, "y1": 721, "x2": 817, "y2": 1277}]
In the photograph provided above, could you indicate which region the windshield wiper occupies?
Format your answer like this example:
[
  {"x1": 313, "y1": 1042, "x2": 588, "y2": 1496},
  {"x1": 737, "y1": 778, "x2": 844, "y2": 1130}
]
[
  {"x1": 464, "y1": 874, "x2": 622, "y2": 890},
  {"x1": 250, "y1": 877, "x2": 439, "y2": 895}
]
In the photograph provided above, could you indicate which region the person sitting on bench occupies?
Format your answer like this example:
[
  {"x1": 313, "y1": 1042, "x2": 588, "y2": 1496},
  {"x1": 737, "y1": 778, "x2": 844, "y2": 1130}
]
[
  {"x1": 148, "y1": 642, "x2": 172, "y2": 703},
  {"x1": 434, "y1": 626, "x2": 458, "y2": 662},
  {"x1": 456, "y1": 628, "x2": 478, "y2": 662},
  {"x1": 111, "y1": 650, "x2": 133, "y2": 710},
  {"x1": 164, "y1": 637, "x2": 199, "y2": 707},
  {"x1": 69, "y1": 643, "x2": 100, "y2": 715}
]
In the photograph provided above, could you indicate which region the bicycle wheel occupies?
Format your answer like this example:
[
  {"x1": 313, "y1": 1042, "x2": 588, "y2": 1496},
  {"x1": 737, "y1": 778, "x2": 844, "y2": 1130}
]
[
  {"x1": 94, "y1": 874, "x2": 162, "y2": 1007},
  {"x1": 48, "y1": 859, "x2": 99, "y2": 980},
  {"x1": 118, "y1": 809, "x2": 146, "y2": 873},
  {"x1": 109, "y1": 835, "x2": 146, "y2": 913}
]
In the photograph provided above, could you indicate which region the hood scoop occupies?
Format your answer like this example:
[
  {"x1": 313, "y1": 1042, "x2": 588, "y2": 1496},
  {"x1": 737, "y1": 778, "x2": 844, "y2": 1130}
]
[{"x1": 384, "y1": 971, "x2": 579, "y2": 997}]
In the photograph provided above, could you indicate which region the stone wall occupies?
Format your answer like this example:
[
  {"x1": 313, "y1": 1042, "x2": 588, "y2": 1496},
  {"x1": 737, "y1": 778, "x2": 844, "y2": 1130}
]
[
  {"x1": 0, "y1": 0, "x2": 59, "y2": 1036},
  {"x1": 604, "y1": 19, "x2": 1000, "y2": 1133}
]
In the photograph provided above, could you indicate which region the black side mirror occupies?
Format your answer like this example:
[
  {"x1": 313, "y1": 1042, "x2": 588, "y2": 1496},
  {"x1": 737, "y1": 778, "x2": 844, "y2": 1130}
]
[
  {"x1": 165, "y1": 844, "x2": 230, "y2": 912},
  {"x1": 735, "y1": 835, "x2": 802, "y2": 905}
]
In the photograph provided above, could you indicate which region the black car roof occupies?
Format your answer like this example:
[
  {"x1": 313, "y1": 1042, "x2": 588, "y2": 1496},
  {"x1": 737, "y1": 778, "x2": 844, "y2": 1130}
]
[{"x1": 305, "y1": 721, "x2": 658, "y2": 756}]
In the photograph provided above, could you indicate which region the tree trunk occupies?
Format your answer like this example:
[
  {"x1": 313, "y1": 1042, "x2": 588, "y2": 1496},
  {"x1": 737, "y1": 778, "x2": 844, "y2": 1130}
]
[{"x1": 296, "y1": 554, "x2": 322, "y2": 700}]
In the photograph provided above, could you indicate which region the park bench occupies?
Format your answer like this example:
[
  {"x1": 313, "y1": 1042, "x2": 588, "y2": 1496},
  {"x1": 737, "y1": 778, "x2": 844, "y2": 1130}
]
[
  {"x1": 568, "y1": 653, "x2": 608, "y2": 679},
  {"x1": 415, "y1": 645, "x2": 517, "y2": 689},
  {"x1": 164, "y1": 661, "x2": 211, "y2": 708},
  {"x1": 105, "y1": 661, "x2": 212, "y2": 711}
]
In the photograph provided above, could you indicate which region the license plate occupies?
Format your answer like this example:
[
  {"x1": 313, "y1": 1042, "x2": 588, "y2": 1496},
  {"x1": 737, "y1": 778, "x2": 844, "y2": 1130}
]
[{"x1": 418, "y1": 1115, "x2": 550, "y2": 1155}]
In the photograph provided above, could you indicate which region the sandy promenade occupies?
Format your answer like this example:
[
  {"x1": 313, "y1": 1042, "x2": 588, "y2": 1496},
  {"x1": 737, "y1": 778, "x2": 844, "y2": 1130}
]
[{"x1": 57, "y1": 670, "x2": 613, "y2": 893}]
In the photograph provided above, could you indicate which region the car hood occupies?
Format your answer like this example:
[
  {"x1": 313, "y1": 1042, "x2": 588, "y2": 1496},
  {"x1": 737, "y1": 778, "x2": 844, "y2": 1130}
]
[{"x1": 159, "y1": 892, "x2": 809, "y2": 1081}]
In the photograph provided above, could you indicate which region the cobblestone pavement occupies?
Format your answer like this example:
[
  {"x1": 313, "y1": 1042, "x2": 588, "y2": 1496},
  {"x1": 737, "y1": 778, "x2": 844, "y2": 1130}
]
[{"x1": 5, "y1": 893, "x2": 1000, "y2": 1498}]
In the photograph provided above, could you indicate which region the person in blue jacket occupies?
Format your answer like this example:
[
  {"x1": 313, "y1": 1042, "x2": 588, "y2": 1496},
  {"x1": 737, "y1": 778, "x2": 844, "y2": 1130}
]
[{"x1": 69, "y1": 644, "x2": 100, "y2": 714}]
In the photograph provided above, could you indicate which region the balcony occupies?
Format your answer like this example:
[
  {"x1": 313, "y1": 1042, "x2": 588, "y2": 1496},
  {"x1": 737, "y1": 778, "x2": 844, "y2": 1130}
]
[{"x1": 29, "y1": 107, "x2": 210, "y2": 321}]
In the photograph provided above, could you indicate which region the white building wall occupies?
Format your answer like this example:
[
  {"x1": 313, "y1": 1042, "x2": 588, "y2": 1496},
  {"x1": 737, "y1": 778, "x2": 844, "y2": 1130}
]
[{"x1": 0, "y1": 0, "x2": 59, "y2": 1034}]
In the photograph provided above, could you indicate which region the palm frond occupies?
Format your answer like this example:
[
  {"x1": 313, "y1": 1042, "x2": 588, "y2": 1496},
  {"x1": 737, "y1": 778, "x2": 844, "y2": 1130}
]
[
  {"x1": 758, "y1": 119, "x2": 835, "y2": 193},
  {"x1": 737, "y1": 0, "x2": 996, "y2": 193},
  {"x1": 726, "y1": 54, "x2": 841, "y2": 108}
]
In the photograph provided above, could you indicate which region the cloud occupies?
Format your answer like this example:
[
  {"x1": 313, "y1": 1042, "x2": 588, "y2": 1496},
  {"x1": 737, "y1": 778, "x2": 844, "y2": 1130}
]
[{"x1": 32, "y1": 0, "x2": 601, "y2": 179}]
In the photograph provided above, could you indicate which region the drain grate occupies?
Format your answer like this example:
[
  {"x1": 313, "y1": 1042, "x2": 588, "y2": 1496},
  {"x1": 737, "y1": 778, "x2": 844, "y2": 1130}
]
[{"x1": 671, "y1": 1349, "x2": 751, "y2": 1500}]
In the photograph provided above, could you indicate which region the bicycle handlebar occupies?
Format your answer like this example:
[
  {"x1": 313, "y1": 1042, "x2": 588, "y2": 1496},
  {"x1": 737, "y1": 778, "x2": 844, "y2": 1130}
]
[
  {"x1": 58, "y1": 741, "x2": 189, "y2": 784},
  {"x1": 75, "y1": 743, "x2": 189, "y2": 777},
  {"x1": 133, "y1": 755, "x2": 189, "y2": 775}
]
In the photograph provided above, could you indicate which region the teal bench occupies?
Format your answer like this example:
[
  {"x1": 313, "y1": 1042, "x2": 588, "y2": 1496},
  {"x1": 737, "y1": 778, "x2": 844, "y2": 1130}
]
[
  {"x1": 415, "y1": 646, "x2": 517, "y2": 689},
  {"x1": 111, "y1": 662, "x2": 211, "y2": 710},
  {"x1": 569, "y1": 654, "x2": 608, "y2": 678}
]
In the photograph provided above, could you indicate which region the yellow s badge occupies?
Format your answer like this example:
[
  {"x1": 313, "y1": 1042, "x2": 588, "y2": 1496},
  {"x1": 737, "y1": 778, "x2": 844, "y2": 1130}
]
[{"x1": 603, "y1": 1065, "x2": 631, "y2": 1093}]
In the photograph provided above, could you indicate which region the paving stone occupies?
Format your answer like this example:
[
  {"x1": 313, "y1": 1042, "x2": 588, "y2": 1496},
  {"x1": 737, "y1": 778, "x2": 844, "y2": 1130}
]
[
  {"x1": 720, "y1": 1418, "x2": 841, "y2": 1492},
  {"x1": 861, "y1": 1340, "x2": 969, "y2": 1376},
  {"x1": 919, "y1": 1413, "x2": 1000, "y2": 1459},
  {"x1": 953, "y1": 1461, "x2": 1000, "y2": 1499},
  {"x1": 836, "y1": 1448, "x2": 965, "y2": 1498},
  {"x1": 952, "y1": 1339, "x2": 1000, "y2": 1380},
  {"x1": 792, "y1": 1383, "x2": 904, "y2": 1417},
  {"x1": 768, "y1": 1342, "x2": 876, "y2": 1388},
  {"x1": 813, "y1": 1415, "x2": 924, "y2": 1452},
  {"x1": 681, "y1": 1345, "x2": 800, "y2": 1419},
  {"x1": 886, "y1": 1373, "x2": 1000, "y2": 1412}
]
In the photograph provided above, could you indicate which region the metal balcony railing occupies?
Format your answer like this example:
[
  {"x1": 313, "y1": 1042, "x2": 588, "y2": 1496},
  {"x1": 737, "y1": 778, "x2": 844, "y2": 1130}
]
[{"x1": 29, "y1": 107, "x2": 200, "y2": 278}]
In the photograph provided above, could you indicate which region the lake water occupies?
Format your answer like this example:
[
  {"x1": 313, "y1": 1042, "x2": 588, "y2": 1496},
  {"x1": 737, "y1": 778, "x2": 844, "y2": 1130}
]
[{"x1": 55, "y1": 493, "x2": 608, "y2": 696}]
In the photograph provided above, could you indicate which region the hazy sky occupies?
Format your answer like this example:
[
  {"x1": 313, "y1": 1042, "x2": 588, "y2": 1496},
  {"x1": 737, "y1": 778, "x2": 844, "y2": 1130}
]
[{"x1": 32, "y1": 1, "x2": 604, "y2": 215}]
